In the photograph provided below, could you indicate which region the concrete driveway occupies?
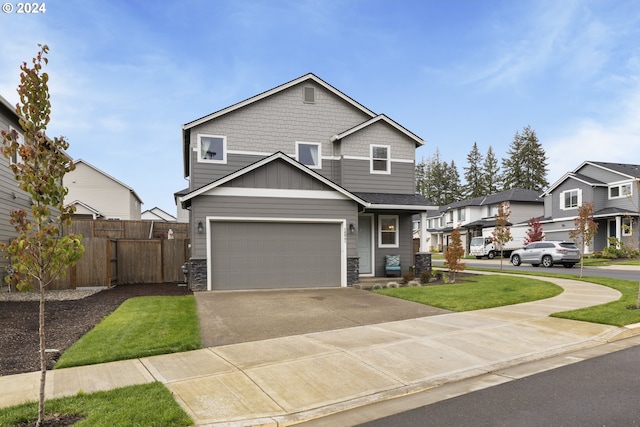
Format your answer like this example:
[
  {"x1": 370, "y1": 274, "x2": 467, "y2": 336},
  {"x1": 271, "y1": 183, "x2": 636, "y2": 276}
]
[{"x1": 194, "y1": 287, "x2": 451, "y2": 347}]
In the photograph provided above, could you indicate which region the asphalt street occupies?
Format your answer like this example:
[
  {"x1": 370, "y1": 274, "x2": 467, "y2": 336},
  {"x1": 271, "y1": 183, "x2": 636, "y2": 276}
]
[{"x1": 357, "y1": 336, "x2": 640, "y2": 427}]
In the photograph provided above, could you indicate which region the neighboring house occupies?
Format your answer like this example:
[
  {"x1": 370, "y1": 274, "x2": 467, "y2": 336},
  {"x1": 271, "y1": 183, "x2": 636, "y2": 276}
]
[
  {"x1": 64, "y1": 159, "x2": 143, "y2": 220},
  {"x1": 420, "y1": 188, "x2": 544, "y2": 253},
  {"x1": 0, "y1": 95, "x2": 34, "y2": 272},
  {"x1": 177, "y1": 73, "x2": 435, "y2": 291},
  {"x1": 142, "y1": 207, "x2": 177, "y2": 222},
  {"x1": 540, "y1": 161, "x2": 640, "y2": 253}
]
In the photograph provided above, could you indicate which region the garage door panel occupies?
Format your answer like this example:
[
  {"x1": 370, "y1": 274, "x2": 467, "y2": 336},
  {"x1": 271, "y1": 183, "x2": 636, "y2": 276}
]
[{"x1": 210, "y1": 222, "x2": 341, "y2": 290}]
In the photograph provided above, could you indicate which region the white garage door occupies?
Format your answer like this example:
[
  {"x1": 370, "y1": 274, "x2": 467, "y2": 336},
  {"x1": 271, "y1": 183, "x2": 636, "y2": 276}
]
[{"x1": 209, "y1": 221, "x2": 342, "y2": 290}]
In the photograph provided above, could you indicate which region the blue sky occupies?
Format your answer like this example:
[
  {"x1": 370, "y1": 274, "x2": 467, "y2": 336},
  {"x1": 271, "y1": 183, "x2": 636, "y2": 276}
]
[{"x1": 1, "y1": 0, "x2": 640, "y2": 215}]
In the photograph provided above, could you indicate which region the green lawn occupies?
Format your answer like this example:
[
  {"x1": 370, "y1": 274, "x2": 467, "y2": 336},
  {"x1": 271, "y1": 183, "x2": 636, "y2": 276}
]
[
  {"x1": 374, "y1": 275, "x2": 562, "y2": 311},
  {"x1": 0, "y1": 382, "x2": 192, "y2": 427},
  {"x1": 55, "y1": 295, "x2": 201, "y2": 369}
]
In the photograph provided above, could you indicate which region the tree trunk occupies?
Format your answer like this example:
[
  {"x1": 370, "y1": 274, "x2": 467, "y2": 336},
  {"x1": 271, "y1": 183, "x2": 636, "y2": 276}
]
[{"x1": 37, "y1": 279, "x2": 46, "y2": 427}]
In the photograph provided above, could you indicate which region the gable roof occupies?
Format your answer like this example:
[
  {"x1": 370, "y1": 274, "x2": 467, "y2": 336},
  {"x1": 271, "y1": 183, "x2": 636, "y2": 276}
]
[
  {"x1": 142, "y1": 207, "x2": 177, "y2": 222},
  {"x1": 181, "y1": 73, "x2": 424, "y2": 178},
  {"x1": 179, "y1": 152, "x2": 369, "y2": 206},
  {"x1": 439, "y1": 188, "x2": 542, "y2": 213},
  {"x1": 183, "y1": 73, "x2": 376, "y2": 130},
  {"x1": 543, "y1": 161, "x2": 640, "y2": 196},
  {"x1": 66, "y1": 200, "x2": 102, "y2": 217},
  {"x1": 332, "y1": 114, "x2": 424, "y2": 147},
  {"x1": 73, "y1": 159, "x2": 143, "y2": 204}
]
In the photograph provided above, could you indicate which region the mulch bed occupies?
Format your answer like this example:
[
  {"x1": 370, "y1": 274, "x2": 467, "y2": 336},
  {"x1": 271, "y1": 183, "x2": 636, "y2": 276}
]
[{"x1": 0, "y1": 283, "x2": 192, "y2": 377}]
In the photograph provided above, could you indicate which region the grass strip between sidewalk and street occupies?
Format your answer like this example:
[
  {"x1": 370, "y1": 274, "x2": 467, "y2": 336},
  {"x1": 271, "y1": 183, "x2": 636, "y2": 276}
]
[
  {"x1": 55, "y1": 295, "x2": 201, "y2": 369},
  {"x1": 0, "y1": 382, "x2": 192, "y2": 427},
  {"x1": 374, "y1": 275, "x2": 562, "y2": 311}
]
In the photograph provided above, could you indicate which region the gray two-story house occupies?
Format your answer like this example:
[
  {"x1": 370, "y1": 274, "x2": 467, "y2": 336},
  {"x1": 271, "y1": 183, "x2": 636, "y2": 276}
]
[
  {"x1": 541, "y1": 161, "x2": 639, "y2": 252},
  {"x1": 177, "y1": 73, "x2": 435, "y2": 291}
]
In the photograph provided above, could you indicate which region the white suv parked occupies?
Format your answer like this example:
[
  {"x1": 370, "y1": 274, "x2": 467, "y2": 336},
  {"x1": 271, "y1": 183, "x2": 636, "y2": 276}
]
[{"x1": 510, "y1": 241, "x2": 581, "y2": 268}]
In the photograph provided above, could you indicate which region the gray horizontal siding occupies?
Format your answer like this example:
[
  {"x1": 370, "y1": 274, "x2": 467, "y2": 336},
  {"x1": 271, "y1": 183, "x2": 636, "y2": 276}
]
[
  {"x1": 191, "y1": 196, "x2": 358, "y2": 258},
  {"x1": 372, "y1": 213, "x2": 413, "y2": 277},
  {"x1": 341, "y1": 158, "x2": 415, "y2": 193}
]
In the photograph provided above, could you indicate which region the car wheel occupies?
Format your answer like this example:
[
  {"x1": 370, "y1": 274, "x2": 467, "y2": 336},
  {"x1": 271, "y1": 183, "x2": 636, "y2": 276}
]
[
  {"x1": 563, "y1": 263, "x2": 575, "y2": 268},
  {"x1": 531, "y1": 264, "x2": 540, "y2": 267},
  {"x1": 475, "y1": 256, "x2": 483, "y2": 260},
  {"x1": 511, "y1": 255, "x2": 521, "y2": 266},
  {"x1": 488, "y1": 251, "x2": 495, "y2": 259},
  {"x1": 542, "y1": 255, "x2": 553, "y2": 268}
]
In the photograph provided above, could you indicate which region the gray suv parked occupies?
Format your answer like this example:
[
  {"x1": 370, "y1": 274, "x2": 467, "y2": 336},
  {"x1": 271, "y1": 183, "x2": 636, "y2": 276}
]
[{"x1": 510, "y1": 241, "x2": 580, "y2": 268}]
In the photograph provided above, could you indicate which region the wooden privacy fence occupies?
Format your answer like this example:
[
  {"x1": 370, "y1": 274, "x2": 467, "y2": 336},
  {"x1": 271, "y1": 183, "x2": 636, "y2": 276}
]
[
  {"x1": 65, "y1": 219, "x2": 189, "y2": 240},
  {"x1": 51, "y1": 237, "x2": 189, "y2": 290}
]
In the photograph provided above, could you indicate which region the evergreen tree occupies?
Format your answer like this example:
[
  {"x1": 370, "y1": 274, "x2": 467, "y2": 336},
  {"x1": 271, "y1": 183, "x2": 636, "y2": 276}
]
[
  {"x1": 415, "y1": 156, "x2": 427, "y2": 196},
  {"x1": 501, "y1": 125, "x2": 548, "y2": 191},
  {"x1": 483, "y1": 145, "x2": 501, "y2": 194},
  {"x1": 443, "y1": 160, "x2": 463, "y2": 204},
  {"x1": 463, "y1": 142, "x2": 484, "y2": 198}
]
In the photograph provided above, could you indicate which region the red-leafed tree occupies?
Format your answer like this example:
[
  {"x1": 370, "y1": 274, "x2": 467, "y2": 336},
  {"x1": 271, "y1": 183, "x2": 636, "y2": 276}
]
[
  {"x1": 524, "y1": 217, "x2": 545, "y2": 245},
  {"x1": 444, "y1": 226, "x2": 465, "y2": 283}
]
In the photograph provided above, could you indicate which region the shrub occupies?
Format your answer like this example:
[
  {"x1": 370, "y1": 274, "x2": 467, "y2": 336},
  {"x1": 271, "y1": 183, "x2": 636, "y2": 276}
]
[
  {"x1": 419, "y1": 270, "x2": 431, "y2": 284},
  {"x1": 402, "y1": 272, "x2": 415, "y2": 285},
  {"x1": 407, "y1": 280, "x2": 420, "y2": 287},
  {"x1": 371, "y1": 284, "x2": 383, "y2": 290},
  {"x1": 386, "y1": 282, "x2": 400, "y2": 288}
]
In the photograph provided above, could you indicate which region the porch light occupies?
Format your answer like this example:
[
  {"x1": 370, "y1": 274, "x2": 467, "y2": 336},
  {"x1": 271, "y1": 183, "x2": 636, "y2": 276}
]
[
  {"x1": 197, "y1": 221, "x2": 204, "y2": 233},
  {"x1": 349, "y1": 223, "x2": 356, "y2": 234}
]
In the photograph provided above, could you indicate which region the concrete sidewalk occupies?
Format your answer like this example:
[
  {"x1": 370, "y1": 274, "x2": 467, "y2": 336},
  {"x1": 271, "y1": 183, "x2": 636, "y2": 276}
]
[{"x1": 2, "y1": 276, "x2": 639, "y2": 427}]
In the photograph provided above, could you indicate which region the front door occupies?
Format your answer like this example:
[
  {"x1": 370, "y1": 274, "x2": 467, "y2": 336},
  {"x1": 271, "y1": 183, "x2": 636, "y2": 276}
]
[{"x1": 358, "y1": 215, "x2": 373, "y2": 275}]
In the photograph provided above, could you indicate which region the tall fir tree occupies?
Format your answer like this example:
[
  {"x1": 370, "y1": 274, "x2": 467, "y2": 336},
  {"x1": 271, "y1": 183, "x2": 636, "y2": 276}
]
[
  {"x1": 482, "y1": 145, "x2": 501, "y2": 194},
  {"x1": 463, "y1": 142, "x2": 484, "y2": 198},
  {"x1": 443, "y1": 160, "x2": 463, "y2": 204},
  {"x1": 501, "y1": 125, "x2": 548, "y2": 191}
]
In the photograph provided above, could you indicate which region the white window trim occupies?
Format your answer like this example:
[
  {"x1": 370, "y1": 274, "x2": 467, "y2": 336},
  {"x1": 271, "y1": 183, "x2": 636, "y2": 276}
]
[
  {"x1": 609, "y1": 182, "x2": 633, "y2": 200},
  {"x1": 560, "y1": 188, "x2": 582, "y2": 210},
  {"x1": 295, "y1": 141, "x2": 322, "y2": 169},
  {"x1": 622, "y1": 218, "x2": 633, "y2": 236},
  {"x1": 370, "y1": 144, "x2": 391, "y2": 174},
  {"x1": 196, "y1": 134, "x2": 227, "y2": 164},
  {"x1": 378, "y1": 214, "x2": 399, "y2": 248}
]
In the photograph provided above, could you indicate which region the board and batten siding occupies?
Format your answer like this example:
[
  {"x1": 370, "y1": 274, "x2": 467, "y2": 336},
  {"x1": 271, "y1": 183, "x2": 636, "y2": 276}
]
[
  {"x1": 64, "y1": 163, "x2": 140, "y2": 220},
  {"x1": 190, "y1": 195, "x2": 358, "y2": 259},
  {"x1": 371, "y1": 213, "x2": 413, "y2": 277}
]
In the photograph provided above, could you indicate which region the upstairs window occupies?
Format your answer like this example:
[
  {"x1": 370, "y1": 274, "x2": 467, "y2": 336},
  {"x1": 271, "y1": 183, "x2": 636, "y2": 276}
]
[
  {"x1": 458, "y1": 208, "x2": 466, "y2": 221},
  {"x1": 609, "y1": 183, "x2": 632, "y2": 199},
  {"x1": 371, "y1": 145, "x2": 390, "y2": 174},
  {"x1": 560, "y1": 189, "x2": 581, "y2": 210},
  {"x1": 296, "y1": 142, "x2": 321, "y2": 169},
  {"x1": 378, "y1": 215, "x2": 399, "y2": 248},
  {"x1": 197, "y1": 134, "x2": 226, "y2": 164},
  {"x1": 447, "y1": 211, "x2": 453, "y2": 223},
  {"x1": 486, "y1": 204, "x2": 496, "y2": 217}
]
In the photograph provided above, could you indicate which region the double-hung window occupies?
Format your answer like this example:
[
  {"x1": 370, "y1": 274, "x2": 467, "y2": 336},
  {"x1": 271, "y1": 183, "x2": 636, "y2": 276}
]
[
  {"x1": 371, "y1": 145, "x2": 390, "y2": 174},
  {"x1": 378, "y1": 215, "x2": 399, "y2": 248},
  {"x1": 622, "y1": 218, "x2": 633, "y2": 236},
  {"x1": 296, "y1": 142, "x2": 321, "y2": 169},
  {"x1": 197, "y1": 134, "x2": 226, "y2": 164},
  {"x1": 560, "y1": 189, "x2": 581, "y2": 210},
  {"x1": 458, "y1": 208, "x2": 466, "y2": 221}
]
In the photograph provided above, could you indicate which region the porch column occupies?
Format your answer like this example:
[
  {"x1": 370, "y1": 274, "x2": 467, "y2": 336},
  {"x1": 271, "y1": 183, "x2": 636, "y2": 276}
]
[
  {"x1": 616, "y1": 216, "x2": 622, "y2": 246},
  {"x1": 420, "y1": 211, "x2": 428, "y2": 252}
]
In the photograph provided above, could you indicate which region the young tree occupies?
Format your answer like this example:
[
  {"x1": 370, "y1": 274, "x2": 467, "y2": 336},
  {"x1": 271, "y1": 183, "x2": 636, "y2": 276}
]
[
  {"x1": 482, "y1": 145, "x2": 501, "y2": 194},
  {"x1": 463, "y1": 142, "x2": 484, "y2": 198},
  {"x1": 524, "y1": 216, "x2": 545, "y2": 245},
  {"x1": 567, "y1": 202, "x2": 598, "y2": 278},
  {"x1": 502, "y1": 126, "x2": 549, "y2": 191},
  {"x1": 491, "y1": 202, "x2": 512, "y2": 270},
  {"x1": 0, "y1": 45, "x2": 84, "y2": 426},
  {"x1": 444, "y1": 226, "x2": 465, "y2": 282}
]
